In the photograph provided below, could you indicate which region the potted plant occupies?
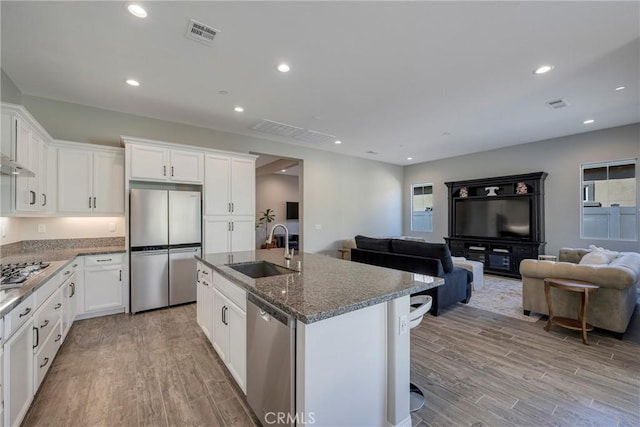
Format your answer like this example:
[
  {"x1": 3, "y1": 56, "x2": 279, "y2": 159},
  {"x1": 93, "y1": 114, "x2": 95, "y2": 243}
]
[{"x1": 256, "y1": 208, "x2": 275, "y2": 248}]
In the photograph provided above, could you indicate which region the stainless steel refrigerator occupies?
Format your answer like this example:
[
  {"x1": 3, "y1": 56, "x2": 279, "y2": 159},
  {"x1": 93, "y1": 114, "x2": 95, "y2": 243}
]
[{"x1": 130, "y1": 189, "x2": 202, "y2": 313}]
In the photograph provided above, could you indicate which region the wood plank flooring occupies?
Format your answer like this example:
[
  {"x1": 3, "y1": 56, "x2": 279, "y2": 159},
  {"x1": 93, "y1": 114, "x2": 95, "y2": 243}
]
[{"x1": 24, "y1": 301, "x2": 640, "y2": 426}]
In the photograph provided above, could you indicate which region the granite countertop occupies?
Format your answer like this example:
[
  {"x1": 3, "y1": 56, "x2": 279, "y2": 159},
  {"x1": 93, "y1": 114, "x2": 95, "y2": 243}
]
[
  {"x1": 0, "y1": 245, "x2": 127, "y2": 317},
  {"x1": 197, "y1": 249, "x2": 444, "y2": 324}
]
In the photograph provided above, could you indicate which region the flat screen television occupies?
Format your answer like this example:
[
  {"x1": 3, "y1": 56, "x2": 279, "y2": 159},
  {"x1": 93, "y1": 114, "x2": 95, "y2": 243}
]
[
  {"x1": 454, "y1": 198, "x2": 531, "y2": 240},
  {"x1": 286, "y1": 201, "x2": 299, "y2": 220}
]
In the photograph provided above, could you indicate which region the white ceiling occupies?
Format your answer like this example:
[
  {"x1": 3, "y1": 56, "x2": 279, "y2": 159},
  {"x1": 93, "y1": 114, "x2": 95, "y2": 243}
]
[{"x1": 1, "y1": 1, "x2": 638, "y2": 166}]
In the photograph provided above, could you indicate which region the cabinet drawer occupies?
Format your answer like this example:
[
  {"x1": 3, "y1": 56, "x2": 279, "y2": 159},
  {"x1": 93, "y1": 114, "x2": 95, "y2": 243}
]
[
  {"x1": 214, "y1": 272, "x2": 246, "y2": 312},
  {"x1": 34, "y1": 289, "x2": 62, "y2": 347},
  {"x1": 35, "y1": 270, "x2": 63, "y2": 307},
  {"x1": 512, "y1": 246, "x2": 534, "y2": 255},
  {"x1": 84, "y1": 253, "x2": 124, "y2": 267},
  {"x1": 4, "y1": 294, "x2": 35, "y2": 340},
  {"x1": 34, "y1": 320, "x2": 62, "y2": 391}
]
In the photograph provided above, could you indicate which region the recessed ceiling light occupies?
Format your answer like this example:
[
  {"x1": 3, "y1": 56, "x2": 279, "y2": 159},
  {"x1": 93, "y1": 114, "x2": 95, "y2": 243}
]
[
  {"x1": 615, "y1": 86, "x2": 625, "y2": 91},
  {"x1": 533, "y1": 65, "x2": 554, "y2": 74},
  {"x1": 127, "y1": 4, "x2": 147, "y2": 18},
  {"x1": 234, "y1": 106, "x2": 244, "y2": 113},
  {"x1": 281, "y1": 169, "x2": 287, "y2": 173},
  {"x1": 334, "y1": 140, "x2": 342, "y2": 145},
  {"x1": 126, "y1": 79, "x2": 140, "y2": 87},
  {"x1": 442, "y1": 132, "x2": 451, "y2": 136},
  {"x1": 219, "y1": 90, "x2": 229, "y2": 95},
  {"x1": 583, "y1": 119, "x2": 595, "y2": 124},
  {"x1": 277, "y1": 63, "x2": 291, "y2": 73},
  {"x1": 407, "y1": 157, "x2": 413, "y2": 161}
]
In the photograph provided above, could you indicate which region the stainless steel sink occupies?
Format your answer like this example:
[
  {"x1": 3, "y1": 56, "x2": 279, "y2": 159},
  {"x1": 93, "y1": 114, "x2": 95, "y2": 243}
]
[{"x1": 227, "y1": 261, "x2": 294, "y2": 279}]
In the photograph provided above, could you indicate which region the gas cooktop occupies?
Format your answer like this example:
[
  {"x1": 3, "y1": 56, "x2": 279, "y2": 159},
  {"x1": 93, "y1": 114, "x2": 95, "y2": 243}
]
[{"x1": 0, "y1": 261, "x2": 51, "y2": 289}]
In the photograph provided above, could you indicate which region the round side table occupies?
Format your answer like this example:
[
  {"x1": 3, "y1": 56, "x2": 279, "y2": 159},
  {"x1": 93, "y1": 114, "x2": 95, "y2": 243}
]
[{"x1": 543, "y1": 278, "x2": 599, "y2": 345}]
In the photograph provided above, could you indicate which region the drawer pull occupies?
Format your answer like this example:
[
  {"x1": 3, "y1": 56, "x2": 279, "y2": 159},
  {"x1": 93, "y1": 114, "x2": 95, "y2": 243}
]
[
  {"x1": 64, "y1": 270, "x2": 71, "y2": 275},
  {"x1": 19, "y1": 307, "x2": 32, "y2": 317},
  {"x1": 73, "y1": 264, "x2": 78, "y2": 268},
  {"x1": 40, "y1": 319, "x2": 50, "y2": 328},
  {"x1": 70, "y1": 283, "x2": 76, "y2": 297},
  {"x1": 40, "y1": 357, "x2": 50, "y2": 369},
  {"x1": 54, "y1": 303, "x2": 62, "y2": 310},
  {"x1": 33, "y1": 326, "x2": 39, "y2": 348},
  {"x1": 55, "y1": 334, "x2": 62, "y2": 343},
  {"x1": 96, "y1": 258, "x2": 112, "y2": 262}
]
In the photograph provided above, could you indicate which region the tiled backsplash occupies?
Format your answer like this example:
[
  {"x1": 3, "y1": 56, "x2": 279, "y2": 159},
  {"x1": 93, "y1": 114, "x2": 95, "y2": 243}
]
[{"x1": 0, "y1": 237, "x2": 125, "y2": 258}]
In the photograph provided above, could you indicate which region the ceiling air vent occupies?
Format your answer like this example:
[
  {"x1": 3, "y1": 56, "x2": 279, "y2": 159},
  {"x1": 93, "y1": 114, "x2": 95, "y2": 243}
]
[
  {"x1": 250, "y1": 120, "x2": 304, "y2": 138},
  {"x1": 546, "y1": 98, "x2": 569, "y2": 109},
  {"x1": 185, "y1": 19, "x2": 220, "y2": 46},
  {"x1": 293, "y1": 130, "x2": 336, "y2": 144}
]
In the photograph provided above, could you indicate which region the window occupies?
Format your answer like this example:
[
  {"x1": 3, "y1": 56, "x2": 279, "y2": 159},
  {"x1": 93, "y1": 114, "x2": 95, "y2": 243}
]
[
  {"x1": 411, "y1": 183, "x2": 433, "y2": 232},
  {"x1": 581, "y1": 159, "x2": 637, "y2": 240}
]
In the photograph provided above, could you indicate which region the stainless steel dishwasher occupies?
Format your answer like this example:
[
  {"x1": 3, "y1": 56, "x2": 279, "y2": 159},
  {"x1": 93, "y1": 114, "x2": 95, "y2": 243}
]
[{"x1": 246, "y1": 293, "x2": 296, "y2": 426}]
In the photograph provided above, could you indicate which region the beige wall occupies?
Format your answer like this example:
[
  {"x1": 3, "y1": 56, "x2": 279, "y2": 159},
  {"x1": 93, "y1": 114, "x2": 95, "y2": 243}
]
[
  {"x1": 403, "y1": 123, "x2": 640, "y2": 255},
  {"x1": 19, "y1": 95, "x2": 403, "y2": 254},
  {"x1": 1, "y1": 217, "x2": 125, "y2": 245}
]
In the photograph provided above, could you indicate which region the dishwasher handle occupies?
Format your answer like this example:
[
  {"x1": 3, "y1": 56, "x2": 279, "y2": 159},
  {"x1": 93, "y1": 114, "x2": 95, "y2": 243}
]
[{"x1": 248, "y1": 293, "x2": 294, "y2": 328}]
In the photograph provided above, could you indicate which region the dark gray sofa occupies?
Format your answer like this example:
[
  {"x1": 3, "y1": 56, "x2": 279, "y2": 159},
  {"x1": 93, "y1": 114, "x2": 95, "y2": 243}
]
[{"x1": 351, "y1": 236, "x2": 472, "y2": 316}]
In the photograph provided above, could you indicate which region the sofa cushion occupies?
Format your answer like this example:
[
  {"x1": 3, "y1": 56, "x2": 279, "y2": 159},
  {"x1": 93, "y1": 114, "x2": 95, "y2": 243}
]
[
  {"x1": 391, "y1": 240, "x2": 454, "y2": 273},
  {"x1": 354, "y1": 235, "x2": 392, "y2": 252},
  {"x1": 579, "y1": 252, "x2": 610, "y2": 265}
]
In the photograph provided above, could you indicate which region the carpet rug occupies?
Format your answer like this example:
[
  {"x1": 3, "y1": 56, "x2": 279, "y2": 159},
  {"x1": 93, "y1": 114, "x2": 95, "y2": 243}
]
[{"x1": 466, "y1": 274, "x2": 543, "y2": 323}]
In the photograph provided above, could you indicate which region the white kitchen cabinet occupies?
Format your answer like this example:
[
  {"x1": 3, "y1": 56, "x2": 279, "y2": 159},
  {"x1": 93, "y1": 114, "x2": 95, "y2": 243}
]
[
  {"x1": 3, "y1": 318, "x2": 34, "y2": 427},
  {"x1": 60, "y1": 268, "x2": 78, "y2": 341},
  {"x1": 129, "y1": 144, "x2": 203, "y2": 183},
  {"x1": 211, "y1": 273, "x2": 246, "y2": 393},
  {"x1": 57, "y1": 144, "x2": 124, "y2": 214},
  {"x1": 204, "y1": 155, "x2": 255, "y2": 216},
  {"x1": 196, "y1": 262, "x2": 214, "y2": 342},
  {"x1": 83, "y1": 254, "x2": 124, "y2": 313},
  {"x1": 203, "y1": 216, "x2": 255, "y2": 254}
]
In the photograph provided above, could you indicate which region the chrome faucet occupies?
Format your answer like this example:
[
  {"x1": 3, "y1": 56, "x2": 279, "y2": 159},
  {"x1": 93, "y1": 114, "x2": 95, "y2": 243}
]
[{"x1": 267, "y1": 223, "x2": 293, "y2": 260}]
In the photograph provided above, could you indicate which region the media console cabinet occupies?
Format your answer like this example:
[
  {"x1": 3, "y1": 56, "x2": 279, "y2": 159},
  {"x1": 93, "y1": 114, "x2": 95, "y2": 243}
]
[{"x1": 445, "y1": 172, "x2": 547, "y2": 278}]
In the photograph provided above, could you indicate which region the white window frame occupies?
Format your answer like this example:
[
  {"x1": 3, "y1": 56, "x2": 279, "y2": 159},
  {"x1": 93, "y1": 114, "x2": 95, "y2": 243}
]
[{"x1": 411, "y1": 182, "x2": 433, "y2": 232}]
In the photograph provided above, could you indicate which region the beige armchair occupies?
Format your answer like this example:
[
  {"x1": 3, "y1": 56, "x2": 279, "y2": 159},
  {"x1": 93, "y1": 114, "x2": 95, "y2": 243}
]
[{"x1": 520, "y1": 248, "x2": 640, "y2": 337}]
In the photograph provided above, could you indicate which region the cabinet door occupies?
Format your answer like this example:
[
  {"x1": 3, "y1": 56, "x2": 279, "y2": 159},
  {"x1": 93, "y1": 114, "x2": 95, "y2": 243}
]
[
  {"x1": 93, "y1": 151, "x2": 124, "y2": 213},
  {"x1": 36, "y1": 139, "x2": 48, "y2": 211},
  {"x1": 170, "y1": 150, "x2": 203, "y2": 183},
  {"x1": 204, "y1": 155, "x2": 231, "y2": 216},
  {"x1": 227, "y1": 300, "x2": 246, "y2": 393},
  {"x1": 230, "y1": 217, "x2": 256, "y2": 252},
  {"x1": 4, "y1": 318, "x2": 34, "y2": 427},
  {"x1": 130, "y1": 145, "x2": 168, "y2": 181},
  {"x1": 58, "y1": 148, "x2": 93, "y2": 213},
  {"x1": 204, "y1": 217, "x2": 231, "y2": 254},
  {"x1": 230, "y1": 158, "x2": 255, "y2": 216},
  {"x1": 212, "y1": 289, "x2": 229, "y2": 362},
  {"x1": 14, "y1": 118, "x2": 34, "y2": 211},
  {"x1": 196, "y1": 276, "x2": 213, "y2": 342},
  {"x1": 84, "y1": 266, "x2": 123, "y2": 312}
]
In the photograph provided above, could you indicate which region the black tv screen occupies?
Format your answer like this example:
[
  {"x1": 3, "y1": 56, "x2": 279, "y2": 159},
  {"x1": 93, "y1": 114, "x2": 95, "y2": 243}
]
[
  {"x1": 455, "y1": 198, "x2": 531, "y2": 240},
  {"x1": 286, "y1": 202, "x2": 299, "y2": 220}
]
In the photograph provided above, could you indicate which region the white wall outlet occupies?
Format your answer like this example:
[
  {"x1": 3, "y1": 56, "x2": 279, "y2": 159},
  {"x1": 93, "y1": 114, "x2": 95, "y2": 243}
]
[
  {"x1": 399, "y1": 315, "x2": 408, "y2": 335},
  {"x1": 315, "y1": 224, "x2": 322, "y2": 230},
  {"x1": 108, "y1": 222, "x2": 116, "y2": 232},
  {"x1": 37, "y1": 224, "x2": 46, "y2": 233}
]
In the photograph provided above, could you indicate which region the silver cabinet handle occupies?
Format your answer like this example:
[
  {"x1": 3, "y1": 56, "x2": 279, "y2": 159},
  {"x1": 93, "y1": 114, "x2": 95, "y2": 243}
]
[
  {"x1": 89, "y1": 197, "x2": 92, "y2": 208},
  {"x1": 231, "y1": 221, "x2": 234, "y2": 231},
  {"x1": 119, "y1": 270, "x2": 122, "y2": 282},
  {"x1": 163, "y1": 165, "x2": 167, "y2": 176},
  {"x1": 30, "y1": 190, "x2": 36, "y2": 205},
  {"x1": 64, "y1": 270, "x2": 71, "y2": 275},
  {"x1": 70, "y1": 282, "x2": 75, "y2": 297},
  {"x1": 55, "y1": 334, "x2": 62, "y2": 343},
  {"x1": 33, "y1": 326, "x2": 39, "y2": 348},
  {"x1": 54, "y1": 303, "x2": 62, "y2": 310},
  {"x1": 40, "y1": 319, "x2": 49, "y2": 328},
  {"x1": 40, "y1": 357, "x2": 49, "y2": 368},
  {"x1": 96, "y1": 258, "x2": 112, "y2": 262},
  {"x1": 19, "y1": 307, "x2": 32, "y2": 317},
  {"x1": 42, "y1": 193, "x2": 46, "y2": 206},
  {"x1": 73, "y1": 264, "x2": 78, "y2": 268},
  {"x1": 231, "y1": 202, "x2": 234, "y2": 212},
  {"x1": 171, "y1": 166, "x2": 174, "y2": 177},
  {"x1": 93, "y1": 197, "x2": 96, "y2": 209},
  {"x1": 228, "y1": 202, "x2": 231, "y2": 213}
]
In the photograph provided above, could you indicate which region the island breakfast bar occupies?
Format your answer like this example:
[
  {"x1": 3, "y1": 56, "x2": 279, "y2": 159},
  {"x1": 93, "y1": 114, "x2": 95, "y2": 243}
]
[{"x1": 197, "y1": 249, "x2": 443, "y2": 427}]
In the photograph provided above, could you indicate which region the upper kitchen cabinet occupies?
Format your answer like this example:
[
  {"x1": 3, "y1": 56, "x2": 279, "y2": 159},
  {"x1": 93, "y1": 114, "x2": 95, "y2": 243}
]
[
  {"x1": 204, "y1": 155, "x2": 255, "y2": 216},
  {"x1": 127, "y1": 140, "x2": 203, "y2": 184},
  {"x1": 56, "y1": 141, "x2": 124, "y2": 215},
  {"x1": 1, "y1": 103, "x2": 54, "y2": 215}
]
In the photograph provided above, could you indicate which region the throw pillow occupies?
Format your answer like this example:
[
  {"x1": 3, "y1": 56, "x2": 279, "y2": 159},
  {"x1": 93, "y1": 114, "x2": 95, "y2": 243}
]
[
  {"x1": 354, "y1": 235, "x2": 392, "y2": 252},
  {"x1": 579, "y1": 252, "x2": 610, "y2": 265},
  {"x1": 588, "y1": 245, "x2": 620, "y2": 262}
]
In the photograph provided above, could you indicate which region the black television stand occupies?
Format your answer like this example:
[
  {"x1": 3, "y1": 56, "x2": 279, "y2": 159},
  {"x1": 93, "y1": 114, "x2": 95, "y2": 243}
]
[
  {"x1": 445, "y1": 172, "x2": 547, "y2": 278},
  {"x1": 445, "y1": 237, "x2": 545, "y2": 278}
]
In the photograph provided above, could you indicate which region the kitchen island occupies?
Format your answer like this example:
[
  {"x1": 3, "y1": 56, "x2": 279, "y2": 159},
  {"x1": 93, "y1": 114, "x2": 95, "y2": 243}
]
[{"x1": 197, "y1": 249, "x2": 443, "y2": 427}]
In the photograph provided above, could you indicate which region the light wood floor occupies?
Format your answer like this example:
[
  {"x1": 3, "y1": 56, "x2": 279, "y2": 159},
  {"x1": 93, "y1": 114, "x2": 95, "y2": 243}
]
[{"x1": 24, "y1": 302, "x2": 640, "y2": 427}]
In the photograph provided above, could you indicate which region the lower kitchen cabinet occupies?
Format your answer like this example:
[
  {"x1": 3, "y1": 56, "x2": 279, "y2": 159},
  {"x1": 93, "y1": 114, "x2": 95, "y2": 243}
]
[
  {"x1": 3, "y1": 318, "x2": 34, "y2": 427},
  {"x1": 196, "y1": 262, "x2": 214, "y2": 342},
  {"x1": 83, "y1": 254, "x2": 124, "y2": 313},
  {"x1": 211, "y1": 277, "x2": 247, "y2": 393}
]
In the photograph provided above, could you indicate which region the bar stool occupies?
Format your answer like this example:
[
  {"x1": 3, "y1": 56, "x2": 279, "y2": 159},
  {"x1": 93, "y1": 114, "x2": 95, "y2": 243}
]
[{"x1": 409, "y1": 295, "x2": 433, "y2": 412}]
